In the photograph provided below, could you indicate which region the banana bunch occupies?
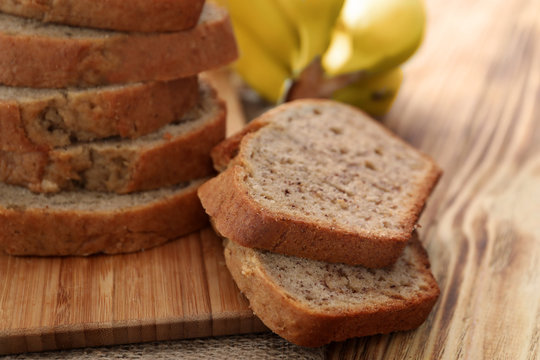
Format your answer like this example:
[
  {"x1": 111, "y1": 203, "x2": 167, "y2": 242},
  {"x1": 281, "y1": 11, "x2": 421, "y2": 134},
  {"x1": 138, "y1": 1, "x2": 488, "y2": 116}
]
[{"x1": 216, "y1": 0, "x2": 425, "y2": 116}]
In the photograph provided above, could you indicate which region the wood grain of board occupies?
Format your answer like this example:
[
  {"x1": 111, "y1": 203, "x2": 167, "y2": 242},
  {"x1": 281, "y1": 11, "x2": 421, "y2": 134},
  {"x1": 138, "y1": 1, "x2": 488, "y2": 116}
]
[
  {"x1": 203, "y1": 69, "x2": 247, "y2": 136},
  {"x1": 0, "y1": 228, "x2": 266, "y2": 355},
  {"x1": 327, "y1": 0, "x2": 540, "y2": 358}
]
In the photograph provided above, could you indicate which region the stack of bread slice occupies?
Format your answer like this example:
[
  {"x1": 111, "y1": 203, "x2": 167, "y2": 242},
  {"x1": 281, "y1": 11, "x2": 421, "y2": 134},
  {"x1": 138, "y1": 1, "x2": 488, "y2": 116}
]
[
  {"x1": 198, "y1": 100, "x2": 442, "y2": 346},
  {"x1": 0, "y1": 1, "x2": 238, "y2": 255}
]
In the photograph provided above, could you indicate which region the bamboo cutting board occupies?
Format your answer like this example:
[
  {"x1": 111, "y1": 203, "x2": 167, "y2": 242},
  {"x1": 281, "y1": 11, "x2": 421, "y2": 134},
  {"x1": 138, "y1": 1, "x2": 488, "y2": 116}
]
[{"x1": 0, "y1": 228, "x2": 266, "y2": 354}]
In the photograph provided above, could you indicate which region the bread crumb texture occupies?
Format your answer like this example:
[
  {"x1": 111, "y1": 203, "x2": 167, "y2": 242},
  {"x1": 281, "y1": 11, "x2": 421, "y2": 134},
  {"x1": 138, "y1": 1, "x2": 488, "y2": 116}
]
[
  {"x1": 0, "y1": 81, "x2": 224, "y2": 193},
  {"x1": 258, "y1": 240, "x2": 432, "y2": 310},
  {"x1": 240, "y1": 102, "x2": 438, "y2": 238}
]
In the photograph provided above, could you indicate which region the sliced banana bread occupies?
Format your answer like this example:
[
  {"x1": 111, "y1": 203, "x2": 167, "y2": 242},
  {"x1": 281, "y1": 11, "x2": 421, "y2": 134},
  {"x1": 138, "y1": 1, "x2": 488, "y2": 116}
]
[
  {"x1": 224, "y1": 234, "x2": 440, "y2": 347},
  {"x1": 0, "y1": 2, "x2": 237, "y2": 88},
  {"x1": 0, "y1": 81, "x2": 225, "y2": 193},
  {"x1": 0, "y1": 0, "x2": 205, "y2": 32},
  {"x1": 199, "y1": 100, "x2": 442, "y2": 267},
  {"x1": 0, "y1": 77, "x2": 198, "y2": 151},
  {"x1": 0, "y1": 179, "x2": 208, "y2": 256}
]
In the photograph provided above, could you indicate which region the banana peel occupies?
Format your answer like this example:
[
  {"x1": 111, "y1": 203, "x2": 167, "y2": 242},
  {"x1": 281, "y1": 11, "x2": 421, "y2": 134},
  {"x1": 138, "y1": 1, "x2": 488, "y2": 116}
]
[
  {"x1": 323, "y1": 0, "x2": 425, "y2": 76},
  {"x1": 287, "y1": 60, "x2": 402, "y2": 116},
  {"x1": 274, "y1": 0, "x2": 344, "y2": 75},
  {"x1": 232, "y1": 21, "x2": 291, "y2": 103},
  {"x1": 332, "y1": 68, "x2": 403, "y2": 116},
  {"x1": 213, "y1": 0, "x2": 298, "y2": 68}
]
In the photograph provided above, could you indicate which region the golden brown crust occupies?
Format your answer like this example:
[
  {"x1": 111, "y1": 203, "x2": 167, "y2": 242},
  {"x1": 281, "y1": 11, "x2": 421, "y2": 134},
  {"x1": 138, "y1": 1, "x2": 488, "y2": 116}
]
[
  {"x1": 0, "y1": 0, "x2": 205, "y2": 32},
  {"x1": 0, "y1": 181, "x2": 208, "y2": 256},
  {"x1": 199, "y1": 165, "x2": 406, "y2": 268},
  {"x1": 125, "y1": 103, "x2": 226, "y2": 193},
  {"x1": 210, "y1": 118, "x2": 270, "y2": 172},
  {"x1": 0, "y1": 91, "x2": 226, "y2": 194},
  {"x1": 224, "y1": 237, "x2": 440, "y2": 347},
  {"x1": 0, "y1": 3, "x2": 237, "y2": 88},
  {"x1": 0, "y1": 77, "x2": 199, "y2": 151}
]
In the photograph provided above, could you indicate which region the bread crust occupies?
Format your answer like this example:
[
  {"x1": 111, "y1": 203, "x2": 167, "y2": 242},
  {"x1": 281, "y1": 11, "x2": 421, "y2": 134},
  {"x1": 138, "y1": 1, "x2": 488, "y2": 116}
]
[
  {"x1": 224, "y1": 236, "x2": 440, "y2": 347},
  {"x1": 0, "y1": 84, "x2": 226, "y2": 194},
  {"x1": 0, "y1": 77, "x2": 199, "y2": 151},
  {"x1": 0, "y1": 0, "x2": 205, "y2": 32},
  {"x1": 0, "y1": 3, "x2": 237, "y2": 88},
  {"x1": 200, "y1": 99, "x2": 442, "y2": 267},
  {"x1": 0, "y1": 180, "x2": 208, "y2": 256},
  {"x1": 200, "y1": 165, "x2": 406, "y2": 268},
  {"x1": 211, "y1": 118, "x2": 270, "y2": 172}
]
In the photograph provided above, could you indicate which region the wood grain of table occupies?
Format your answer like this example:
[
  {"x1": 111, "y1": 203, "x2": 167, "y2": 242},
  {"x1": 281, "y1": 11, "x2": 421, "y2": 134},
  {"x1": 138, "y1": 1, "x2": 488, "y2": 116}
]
[
  {"x1": 0, "y1": 229, "x2": 267, "y2": 355},
  {"x1": 327, "y1": 0, "x2": 540, "y2": 358}
]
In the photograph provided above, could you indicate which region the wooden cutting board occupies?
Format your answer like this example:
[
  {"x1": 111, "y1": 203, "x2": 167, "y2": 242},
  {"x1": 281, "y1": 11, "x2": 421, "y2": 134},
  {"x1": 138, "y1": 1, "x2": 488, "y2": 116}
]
[{"x1": 0, "y1": 228, "x2": 267, "y2": 355}]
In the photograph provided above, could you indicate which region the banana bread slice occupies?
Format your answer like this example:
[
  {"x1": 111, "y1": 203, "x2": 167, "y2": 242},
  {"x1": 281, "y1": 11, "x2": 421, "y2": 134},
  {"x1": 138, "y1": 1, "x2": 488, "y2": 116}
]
[
  {"x1": 0, "y1": 77, "x2": 198, "y2": 151},
  {"x1": 0, "y1": 0, "x2": 204, "y2": 32},
  {"x1": 199, "y1": 100, "x2": 442, "y2": 267},
  {"x1": 0, "y1": 2, "x2": 237, "y2": 88},
  {"x1": 0, "y1": 179, "x2": 208, "y2": 256},
  {"x1": 224, "y1": 234, "x2": 439, "y2": 347},
  {"x1": 0, "y1": 81, "x2": 225, "y2": 193}
]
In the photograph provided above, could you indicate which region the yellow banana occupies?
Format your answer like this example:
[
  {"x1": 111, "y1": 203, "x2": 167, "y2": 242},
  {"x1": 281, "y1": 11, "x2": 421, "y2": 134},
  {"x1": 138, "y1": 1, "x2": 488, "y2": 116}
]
[
  {"x1": 332, "y1": 68, "x2": 403, "y2": 116},
  {"x1": 232, "y1": 21, "x2": 291, "y2": 103},
  {"x1": 214, "y1": 0, "x2": 298, "y2": 68},
  {"x1": 275, "y1": 0, "x2": 345, "y2": 75},
  {"x1": 217, "y1": 0, "x2": 423, "y2": 116},
  {"x1": 323, "y1": 0, "x2": 425, "y2": 76}
]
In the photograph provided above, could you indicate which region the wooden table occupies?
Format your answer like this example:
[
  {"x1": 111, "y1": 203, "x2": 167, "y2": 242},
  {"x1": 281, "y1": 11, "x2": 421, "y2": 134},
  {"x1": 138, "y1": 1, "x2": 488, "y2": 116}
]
[
  {"x1": 1, "y1": 0, "x2": 538, "y2": 358},
  {"x1": 327, "y1": 0, "x2": 540, "y2": 358}
]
